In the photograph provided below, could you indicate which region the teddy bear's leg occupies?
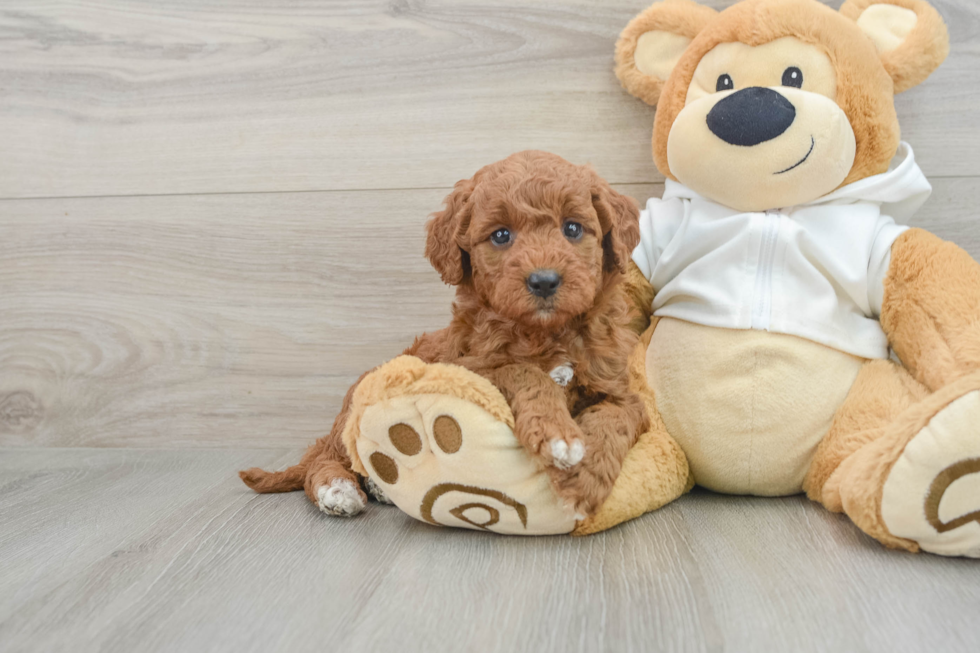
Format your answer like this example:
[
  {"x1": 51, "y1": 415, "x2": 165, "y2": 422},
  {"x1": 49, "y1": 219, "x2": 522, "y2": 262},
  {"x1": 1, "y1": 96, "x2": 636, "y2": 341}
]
[
  {"x1": 803, "y1": 360, "x2": 928, "y2": 508},
  {"x1": 801, "y1": 230, "x2": 980, "y2": 556},
  {"x1": 343, "y1": 339, "x2": 692, "y2": 536},
  {"x1": 341, "y1": 356, "x2": 581, "y2": 535},
  {"x1": 806, "y1": 362, "x2": 980, "y2": 556},
  {"x1": 882, "y1": 228, "x2": 980, "y2": 391}
]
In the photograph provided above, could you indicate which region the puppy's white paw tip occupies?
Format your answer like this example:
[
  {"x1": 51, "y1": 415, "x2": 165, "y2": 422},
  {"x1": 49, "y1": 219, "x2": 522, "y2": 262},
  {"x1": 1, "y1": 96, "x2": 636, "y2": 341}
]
[
  {"x1": 549, "y1": 364, "x2": 574, "y2": 387},
  {"x1": 317, "y1": 479, "x2": 366, "y2": 517},
  {"x1": 550, "y1": 438, "x2": 585, "y2": 470},
  {"x1": 364, "y1": 477, "x2": 394, "y2": 505}
]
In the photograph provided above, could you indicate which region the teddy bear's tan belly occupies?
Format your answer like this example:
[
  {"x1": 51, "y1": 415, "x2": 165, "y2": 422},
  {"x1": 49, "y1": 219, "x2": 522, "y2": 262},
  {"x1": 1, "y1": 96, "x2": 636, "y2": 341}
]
[{"x1": 647, "y1": 318, "x2": 864, "y2": 496}]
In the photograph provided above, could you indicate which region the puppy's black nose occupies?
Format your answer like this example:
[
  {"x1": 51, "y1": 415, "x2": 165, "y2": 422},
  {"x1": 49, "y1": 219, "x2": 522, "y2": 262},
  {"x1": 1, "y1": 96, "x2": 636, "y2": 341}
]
[
  {"x1": 527, "y1": 269, "x2": 562, "y2": 298},
  {"x1": 706, "y1": 87, "x2": 796, "y2": 147}
]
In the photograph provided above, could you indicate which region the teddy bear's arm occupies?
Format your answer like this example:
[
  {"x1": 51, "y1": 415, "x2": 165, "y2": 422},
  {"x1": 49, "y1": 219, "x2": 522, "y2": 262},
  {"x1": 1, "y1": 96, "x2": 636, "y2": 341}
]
[
  {"x1": 881, "y1": 228, "x2": 980, "y2": 392},
  {"x1": 624, "y1": 260, "x2": 656, "y2": 335}
]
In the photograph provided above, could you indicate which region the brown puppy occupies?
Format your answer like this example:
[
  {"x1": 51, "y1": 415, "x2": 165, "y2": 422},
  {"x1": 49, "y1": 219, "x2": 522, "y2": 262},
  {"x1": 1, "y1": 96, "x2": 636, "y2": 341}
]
[{"x1": 241, "y1": 151, "x2": 648, "y2": 518}]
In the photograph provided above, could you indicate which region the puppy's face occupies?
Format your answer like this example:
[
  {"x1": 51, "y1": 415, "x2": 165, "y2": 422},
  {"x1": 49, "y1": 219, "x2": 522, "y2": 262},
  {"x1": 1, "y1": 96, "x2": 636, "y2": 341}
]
[
  {"x1": 425, "y1": 151, "x2": 640, "y2": 330},
  {"x1": 466, "y1": 181, "x2": 603, "y2": 328}
]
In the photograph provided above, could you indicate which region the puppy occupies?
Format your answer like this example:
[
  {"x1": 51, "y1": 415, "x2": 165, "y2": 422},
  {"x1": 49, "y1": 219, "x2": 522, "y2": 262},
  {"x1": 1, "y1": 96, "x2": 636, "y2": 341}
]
[{"x1": 241, "y1": 151, "x2": 648, "y2": 518}]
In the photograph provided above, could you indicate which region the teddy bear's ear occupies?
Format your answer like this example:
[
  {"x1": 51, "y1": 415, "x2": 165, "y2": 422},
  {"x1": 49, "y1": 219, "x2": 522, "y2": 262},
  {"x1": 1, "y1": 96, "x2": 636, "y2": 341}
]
[
  {"x1": 841, "y1": 0, "x2": 949, "y2": 93},
  {"x1": 615, "y1": 0, "x2": 717, "y2": 106}
]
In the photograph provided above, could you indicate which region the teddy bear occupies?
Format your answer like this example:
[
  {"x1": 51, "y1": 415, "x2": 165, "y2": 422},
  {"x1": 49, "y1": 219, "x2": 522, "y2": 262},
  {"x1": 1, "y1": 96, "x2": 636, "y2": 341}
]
[
  {"x1": 605, "y1": 0, "x2": 979, "y2": 557},
  {"x1": 257, "y1": 0, "x2": 980, "y2": 556}
]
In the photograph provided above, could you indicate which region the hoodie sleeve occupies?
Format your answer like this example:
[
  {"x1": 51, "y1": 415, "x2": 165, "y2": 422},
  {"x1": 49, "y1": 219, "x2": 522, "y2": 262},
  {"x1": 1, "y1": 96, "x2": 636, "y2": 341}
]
[
  {"x1": 868, "y1": 214, "x2": 909, "y2": 317},
  {"x1": 631, "y1": 197, "x2": 687, "y2": 282}
]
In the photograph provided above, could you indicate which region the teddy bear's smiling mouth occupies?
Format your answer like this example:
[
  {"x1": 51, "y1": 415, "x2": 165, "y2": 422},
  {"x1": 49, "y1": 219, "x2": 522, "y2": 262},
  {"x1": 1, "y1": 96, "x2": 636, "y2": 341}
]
[{"x1": 774, "y1": 136, "x2": 815, "y2": 175}]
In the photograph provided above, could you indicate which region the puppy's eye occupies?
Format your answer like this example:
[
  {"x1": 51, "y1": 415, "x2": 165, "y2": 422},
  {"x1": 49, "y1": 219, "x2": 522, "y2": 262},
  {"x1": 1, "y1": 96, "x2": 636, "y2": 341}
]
[
  {"x1": 489, "y1": 228, "x2": 512, "y2": 246},
  {"x1": 716, "y1": 74, "x2": 734, "y2": 92},
  {"x1": 562, "y1": 221, "x2": 583, "y2": 241},
  {"x1": 782, "y1": 67, "x2": 803, "y2": 88}
]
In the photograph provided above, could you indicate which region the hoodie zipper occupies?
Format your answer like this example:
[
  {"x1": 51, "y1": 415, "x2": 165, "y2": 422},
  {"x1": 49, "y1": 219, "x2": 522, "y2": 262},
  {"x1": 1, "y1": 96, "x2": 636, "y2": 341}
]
[{"x1": 751, "y1": 210, "x2": 779, "y2": 330}]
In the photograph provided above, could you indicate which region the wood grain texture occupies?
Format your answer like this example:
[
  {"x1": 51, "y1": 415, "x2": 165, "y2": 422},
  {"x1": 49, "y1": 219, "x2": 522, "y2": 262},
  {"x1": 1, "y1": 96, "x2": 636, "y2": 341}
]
[
  {"x1": 0, "y1": 187, "x2": 459, "y2": 448},
  {"x1": 3, "y1": 180, "x2": 977, "y2": 449},
  {"x1": 0, "y1": 184, "x2": 657, "y2": 448},
  {"x1": 2, "y1": 2, "x2": 980, "y2": 651},
  {"x1": 0, "y1": 449, "x2": 978, "y2": 653},
  {"x1": 0, "y1": 0, "x2": 977, "y2": 199}
]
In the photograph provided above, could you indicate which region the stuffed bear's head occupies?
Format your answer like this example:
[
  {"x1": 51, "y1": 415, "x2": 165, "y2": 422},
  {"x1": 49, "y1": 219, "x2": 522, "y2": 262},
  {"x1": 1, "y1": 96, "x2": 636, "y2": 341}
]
[{"x1": 615, "y1": 0, "x2": 948, "y2": 212}]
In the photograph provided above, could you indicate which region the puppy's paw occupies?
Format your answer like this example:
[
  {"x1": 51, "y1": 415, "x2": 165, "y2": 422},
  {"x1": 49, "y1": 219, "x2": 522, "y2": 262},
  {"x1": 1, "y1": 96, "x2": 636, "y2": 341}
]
[
  {"x1": 549, "y1": 364, "x2": 574, "y2": 387},
  {"x1": 316, "y1": 479, "x2": 367, "y2": 517},
  {"x1": 364, "y1": 477, "x2": 394, "y2": 505},
  {"x1": 552, "y1": 472, "x2": 608, "y2": 519},
  {"x1": 550, "y1": 438, "x2": 585, "y2": 470},
  {"x1": 513, "y1": 414, "x2": 586, "y2": 471}
]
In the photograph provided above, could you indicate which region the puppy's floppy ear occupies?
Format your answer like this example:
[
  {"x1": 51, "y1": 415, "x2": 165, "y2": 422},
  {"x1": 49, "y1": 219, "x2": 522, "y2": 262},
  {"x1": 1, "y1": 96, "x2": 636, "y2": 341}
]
[
  {"x1": 615, "y1": 0, "x2": 716, "y2": 106},
  {"x1": 425, "y1": 178, "x2": 475, "y2": 286},
  {"x1": 841, "y1": 0, "x2": 949, "y2": 93},
  {"x1": 591, "y1": 174, "x2": 640, "y2": 275}
]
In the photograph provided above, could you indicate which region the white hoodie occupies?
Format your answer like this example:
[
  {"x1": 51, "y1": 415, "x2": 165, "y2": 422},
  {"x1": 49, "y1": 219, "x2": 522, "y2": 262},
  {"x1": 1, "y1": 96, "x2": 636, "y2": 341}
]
[{"x1": 632, "y1": 143, "x2": 932, "y2": 360}]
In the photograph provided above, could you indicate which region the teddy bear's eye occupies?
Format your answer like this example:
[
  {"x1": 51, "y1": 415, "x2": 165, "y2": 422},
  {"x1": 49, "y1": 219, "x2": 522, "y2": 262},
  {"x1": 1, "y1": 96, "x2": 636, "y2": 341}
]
[
  {"x1": 782, "y1": 67, "x2": 803, "y2": 88},
  {"x1": 716, "y1": 74, "x2": 734, "y2": 92},
  {"x1": 490, "y1": 228, "x2": 512, "y2": 246}
]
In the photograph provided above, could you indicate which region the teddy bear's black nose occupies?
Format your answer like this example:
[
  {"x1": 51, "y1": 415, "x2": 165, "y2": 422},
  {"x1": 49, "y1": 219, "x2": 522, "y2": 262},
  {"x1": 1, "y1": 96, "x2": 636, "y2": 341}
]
[{"x1": 706, "y1": 87, "x2": 796, "y2": 147}]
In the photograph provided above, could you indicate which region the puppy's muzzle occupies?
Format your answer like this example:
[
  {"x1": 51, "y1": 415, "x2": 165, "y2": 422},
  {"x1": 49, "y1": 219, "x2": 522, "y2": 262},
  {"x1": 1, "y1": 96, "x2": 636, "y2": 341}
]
[{"x1": 526, "y1": 269, "x2": 562, "y2": 299}]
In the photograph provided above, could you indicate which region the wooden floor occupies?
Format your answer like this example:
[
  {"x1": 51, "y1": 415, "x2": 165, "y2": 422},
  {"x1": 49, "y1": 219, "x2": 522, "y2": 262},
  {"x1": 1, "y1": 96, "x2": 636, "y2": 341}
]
[{"x1": 2, "y1": 1, "x2": 980, "y2": 651}]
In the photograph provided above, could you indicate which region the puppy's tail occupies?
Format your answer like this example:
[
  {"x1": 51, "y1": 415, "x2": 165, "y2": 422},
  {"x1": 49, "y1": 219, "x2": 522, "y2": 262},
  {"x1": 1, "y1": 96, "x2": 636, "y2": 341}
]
[{"x1": 239, "y1": 462, "x2": 307, "y2": 493}]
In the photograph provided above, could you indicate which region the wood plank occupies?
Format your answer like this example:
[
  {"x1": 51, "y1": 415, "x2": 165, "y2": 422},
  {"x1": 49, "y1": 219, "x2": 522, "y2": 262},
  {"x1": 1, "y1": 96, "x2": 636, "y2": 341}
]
[
  {"x1": 0, "y1": 186, "x2": 469, "y2": 449},
  {"x1": 676, "y1": 494, "x2": 980, "y2": 652},
  {"x1": 0, "y1": 0, "x2": 977, "y2": 199},
  {"x1": 1, "y1": 448, "x2": 978, "y2": 652},
  {"x1": 0, "y1": 447, "x2": 294, "y2": 625},
  {"x1": 2, "y1": 179, "x2": 977, "y2": 448}
]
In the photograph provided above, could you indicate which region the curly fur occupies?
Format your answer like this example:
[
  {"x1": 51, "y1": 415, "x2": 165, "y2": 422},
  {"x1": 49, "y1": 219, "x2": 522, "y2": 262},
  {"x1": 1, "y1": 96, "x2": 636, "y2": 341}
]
[{"x1": 241, "y1": 151, "x2": 649, "y2": 517}]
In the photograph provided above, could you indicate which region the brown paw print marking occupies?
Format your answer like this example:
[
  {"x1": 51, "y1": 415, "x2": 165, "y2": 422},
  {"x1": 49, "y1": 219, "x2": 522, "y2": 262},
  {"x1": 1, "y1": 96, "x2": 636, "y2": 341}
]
[
  {"x1": 433, "y1": 415, "x2": 462, "y2": 453},
  {"x1": 420, "y1": 483, "x2": 528, "y2": 530},
  {"x1": 369, "y1": 416, "x2": 477, "y2": 524},
  {"x1": 925, "y1": 457, "x2": 980, "y2": 533},
  {"x1": 389, "y1": 423, "x2": 422, "y2": 455},
  {"x1": 369, "y1": 452, "x2": 399, "y2": 484},
  {"x1": 371, "y1": 423, "x2": 424, "y2": 486},
  {"x1": 450, "y1": 503, "x2": 501, "y2": 530}
]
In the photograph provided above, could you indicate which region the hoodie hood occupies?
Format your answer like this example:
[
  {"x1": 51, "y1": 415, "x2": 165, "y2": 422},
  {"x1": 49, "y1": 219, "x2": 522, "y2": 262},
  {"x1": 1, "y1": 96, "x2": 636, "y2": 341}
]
[{"x1": 662, "y1": 142, "x2": 931, "y2": 223}]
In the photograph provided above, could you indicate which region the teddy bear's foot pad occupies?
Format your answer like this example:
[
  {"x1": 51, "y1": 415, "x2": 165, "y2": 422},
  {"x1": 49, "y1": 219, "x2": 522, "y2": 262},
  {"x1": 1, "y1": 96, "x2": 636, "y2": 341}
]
[
  {"x1": 882, "y1": 390, "x2": 980, "y2": 557},
  {"x1": 353, "y1": 392, "x2": 576, "y2": 535}
]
